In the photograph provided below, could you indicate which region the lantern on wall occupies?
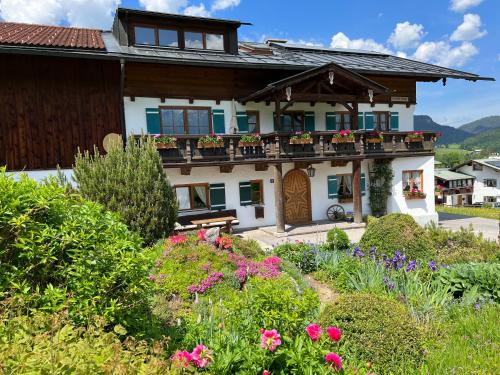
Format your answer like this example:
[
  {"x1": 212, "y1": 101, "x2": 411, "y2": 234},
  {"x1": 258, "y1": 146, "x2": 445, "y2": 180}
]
[
  {"x1": 285, "y1": 86, "x2": 292, "y2": 101},
  {"x1": 368, "y1": 89, "x2": 374, "y2": 103},
  {"x1": 307, "y1": 165, "x2": 316, "y2": 177},
  {"x1": 329, "y1": 71, "x2": 335, "y2": 85}
]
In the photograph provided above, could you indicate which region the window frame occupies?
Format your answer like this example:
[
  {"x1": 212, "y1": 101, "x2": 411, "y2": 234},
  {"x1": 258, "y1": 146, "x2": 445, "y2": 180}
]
[
  {"x1": 484, "y1": 179, "x2": 497, "y2": 187},
  {"x1": 402, "y1": 170, "x2": 424, "y2": 193},
  {"x1": 133, "y1": 24, "x2": 158, "y2": 46},
  {"x1": 245, "y1": 111, "x2": 260, "y2": 133},
  {"x1": 159, "y1": 106, "x2": 213, "y2": 135},
  {"x1": 184, "y1": 30, "x2": 225, "y2": 51},
  {"x1": 174, "y1": 183, "x2": 210, "y2": 211},
  {"x1": 337, "y1": 173, "x2": 353, "y2": 201},
  {"x1": 280, "y1": 110, "x2": 305, "y2": 132},
  {"x1": 334, "y1": 111, "x2": 352, "y2": 130},
  {"x1": 250, "y1": 179, "x2": 264, "y2": 205},
  {"x1": 373, "y1": 111, "x2": 390, "y2": 131},
  {"x1": 472, "y1": 163, "x2": 483, "y2": 171},
  {"x1": 158, "y1": 27, "x2": 180, "y2": 47}
]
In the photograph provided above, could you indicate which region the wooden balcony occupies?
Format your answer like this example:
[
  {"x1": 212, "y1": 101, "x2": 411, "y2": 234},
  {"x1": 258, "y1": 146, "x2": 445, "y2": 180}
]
[{"x1": 150, "y1": 131, "x2": 437, "y2": 167}]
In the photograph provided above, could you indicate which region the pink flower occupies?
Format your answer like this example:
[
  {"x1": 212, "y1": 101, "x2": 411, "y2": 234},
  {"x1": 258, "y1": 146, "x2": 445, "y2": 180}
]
[
  {"x1": 340, "y1": 130, "x2": 346, "y2": 136},
  {"x1": 263, "y1": 256, "x2": 281, "y2": 267},
  {"x1": 191, "y1": 344, "x2": 213, "y2": 368},
  {"x1": 325, "y1": 352, "x2": 342, "y2": 370},
  {"x1": 148, "y1": 274, "x2": 157, "y2": 282},
  {"x1": 305, "y1": 324, "x2": 322, "y2": 341},
  {"x1": 171, "y1": 350, "x2": 192, "y2": 368},
  {"x1": 197, "y1": 229, "x2": 207, "y2": 241},
  {"x1": 263, "y1": 371, "x2": 270, "y2": 375},
  {"x1": 169, "y1": 234, "x2": 188, "y2": 245},
  {"x1": 260, "y1": 329, "x2": 282, "y2": 352},
  {"x1": 326, "y1": 326, "x2": 342, "y2": 342}
]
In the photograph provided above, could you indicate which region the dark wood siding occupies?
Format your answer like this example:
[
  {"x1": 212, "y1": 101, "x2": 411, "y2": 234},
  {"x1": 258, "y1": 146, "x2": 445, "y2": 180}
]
[{"x1": 0, "y1": 55, "x2": 121, "y2": 171}]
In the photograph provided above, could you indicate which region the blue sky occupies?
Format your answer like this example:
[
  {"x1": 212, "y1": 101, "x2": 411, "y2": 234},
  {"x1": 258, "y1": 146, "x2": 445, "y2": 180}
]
[{"x1": 1, "y1": 0, "x2": 498, "y2": 126}]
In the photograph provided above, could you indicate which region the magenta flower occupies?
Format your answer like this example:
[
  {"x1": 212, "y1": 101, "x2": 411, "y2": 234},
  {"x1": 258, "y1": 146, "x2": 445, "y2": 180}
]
[
  {"x1": 263, "y1": 371, "x2": 270, "y2": 375},
  {"x1": 305, "y1": 323, "x2": 322, "y2": 341},
  {"x1": 325, "y1": 352, "x2": 342, "y2": 370},
  {"x1": 260, "y1": 329, "x2": 282, "y2": 352},
  {"x1": 171, "y1": 350, "x2": 192, "y2": 368},
  {"x1": 263, "y1": 256, "x2": 281, "y2": 267},
  {"x1": 191, "y1": 344, "x2": 213, "y2": 368},
  {"x1": 197, "y1": 229, "x2": 207, "y2": 241},
  {"x1": 326, "y1": 326, "x2": 342, "y2": 342},
  {"x1": 148, "y1": 274, "x2": 157, "y2": 282},
  {"x1": 169, "y1": 234, "x2": 188, "y2": 245}
]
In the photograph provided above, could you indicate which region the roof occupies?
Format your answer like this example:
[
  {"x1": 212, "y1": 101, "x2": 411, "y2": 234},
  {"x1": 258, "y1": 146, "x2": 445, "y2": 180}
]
[
  {"x1": 435, "y1": 169, "x2": 475, "y2": 181},
  {"x1": 116, "y1": 7, "x2": 251, "y2": 26},
  {"x1": 453, "y1": 158, "x2": 500, "y2": 172},
  {"x1": 0, "y1": 22, "x2": 105, "y2": 50}
]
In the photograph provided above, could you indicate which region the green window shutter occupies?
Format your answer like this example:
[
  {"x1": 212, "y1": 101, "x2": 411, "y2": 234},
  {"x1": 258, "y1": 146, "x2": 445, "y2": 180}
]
[
  {"x1": 365, "y1": 112, "x2": 374, "y2": 131},
  {"x1": 327, "y1": 176, "x2": 338, "y2": 199},
  {"x1": 210, "y1": 183, "x2": 226, "y2": 210},
  {"x1": 239, "y1": 181, "x2": 252, "y2": 206},
  {"x1": 390, "y1": 112, "x2": 399, "y2": 131},
  {"x1": 212, "y1": 109, "x2": 225, "y2": 134},
  {"x1": 326, "y1": 112, "x2": 336, "y2": 130},
  {"x1": 357, "y1": 112, "x2": 365, "y2": 130},
  {"x1": 273, "y1": 112, "x2": 285, "y2": 131},
  {"x1": 146, "y1": 108, "x2": 160, "y2": 134},
  {"x1": 361, "y1": 173, "x2": 366, "y2": 196},
  {"x1": 304, "y1": 111, "x2": 315, "y2": 132},
  {"x1": 236, "y1": 111, "x2": 249, "y2": 133}
]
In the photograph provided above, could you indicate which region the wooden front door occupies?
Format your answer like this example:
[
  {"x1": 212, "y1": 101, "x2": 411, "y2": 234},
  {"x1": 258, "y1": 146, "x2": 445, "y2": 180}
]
[{"x1": 283, "y1": 169, "x2": 312, "y2": 224}]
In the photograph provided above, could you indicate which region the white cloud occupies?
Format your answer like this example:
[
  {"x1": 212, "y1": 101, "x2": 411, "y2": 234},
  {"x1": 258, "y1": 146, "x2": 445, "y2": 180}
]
[
  {"x1": 450, "y1": 0, "x2": 483, "y2": 12},
  {"x1": 450, "y1": 13, "x2": 487, "y2": 41},
  {"x1": 413, "y1": 41, "x2": 478, "y2": 67},
  {"x1": 396, "y1": 51, "x2": 408, "y2": 58},
  {"x1": 184, "y1": 3, "x2": 210, "y2": 16},
  {"x1": 330, "y1": 32, "x2": 392, "y2": 54},
  {"x1": 0, "y1": 0, "x2": 119, "y2": 28},
  {"x1": 211, "y1": 0, "x2": 240, "y2": 11},
  {"x1": 388, "y1": 21, "x2": 426, "y2": 49},
  {"x1": 138, "y1": 0, "x2": 188, "y2": 13}
]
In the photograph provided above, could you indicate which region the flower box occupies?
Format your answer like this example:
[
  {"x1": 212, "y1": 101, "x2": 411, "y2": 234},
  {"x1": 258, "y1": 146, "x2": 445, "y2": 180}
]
[
  {"x1": 404, "y1": 192, "x2": 427, "y2": 200},
  {"x1": 238, "y1": 141, "x2": 262, "y2": 147},
  {"x1": 404, "y1": 137, "x2": 424, "y2": 143},
  {"x1": 331, "y1": 138, "x2": 355, "y2": 144},
  {"x1": 366, "y1": 138, "x2": 383, "y2": 143},
  {"x1": 197, "y1": 142, "x2": 224, "y2": 149},
  {"x1": 289, "y1": 138, "x2": 313, "y2": 145},
  {"x1": 155, "y1": 142, "x2": 177, "y2": 149}
]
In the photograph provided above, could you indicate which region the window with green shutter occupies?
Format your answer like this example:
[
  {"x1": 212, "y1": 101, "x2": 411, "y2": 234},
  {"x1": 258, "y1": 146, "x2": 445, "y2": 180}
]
[
  {"x1": 212, "y1": 109, "x2": 225, "y2": 134},
  {"x1": 327, "y1": 175, "x2": 338, "y2": 199},
  {"x1": 239, "y1": 181, "x2": 252, "y2": 206},
  {"x1": 236, "y1": 111, "x2": 248, "y2": 133},
  {"x1": 390, "y1": 112, "x2": 399, "y2": 131},
  {"x1": 357, "y1": 112, "x2": 364, "y2": 130},
  {"x1": 239, "y1": 180, "x2": 264, "y2": 206},
  {"x1": 326, "y1": 112, "x2": 336, "y2": 130},
  {"x1": 364, "y1": 112, "x2": 374, "y2": 130},
  {"x1": 304, "y1": 111, "x2": 315, "y2": 131},
  {"x1": 146, "y1": 108, "x2": 160, "y2": 134},
  {"x1": 210, "y1": 183, "x2": 226, "y2": 210}
]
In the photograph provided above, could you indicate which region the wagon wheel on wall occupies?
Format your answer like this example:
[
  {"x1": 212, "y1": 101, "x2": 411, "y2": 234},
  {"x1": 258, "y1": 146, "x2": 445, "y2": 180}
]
[{"x1": 326, "y1": 204, "x2": 345, "y2": 221}]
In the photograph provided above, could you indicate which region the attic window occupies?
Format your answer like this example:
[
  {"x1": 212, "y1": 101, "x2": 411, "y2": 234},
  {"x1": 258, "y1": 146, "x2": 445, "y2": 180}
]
[
  {"x1": 159, "y1": 29, "x2": 178, "y2": 47},
  {"x1": 185, "y1": 31, "x2": 224, "y2": 51},
  {"x1": 135, "y1": 26, "x2": 155, "y2": 45}
]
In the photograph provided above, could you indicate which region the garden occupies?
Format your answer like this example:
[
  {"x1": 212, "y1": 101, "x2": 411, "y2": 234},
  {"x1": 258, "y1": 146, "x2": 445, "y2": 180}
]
[{"x1": 0, "y1": 138, "x2": 499, "y2": 374}]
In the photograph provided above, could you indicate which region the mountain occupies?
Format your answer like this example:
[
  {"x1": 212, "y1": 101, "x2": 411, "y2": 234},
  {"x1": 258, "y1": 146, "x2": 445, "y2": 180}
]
[
  {"x1": 462, "y1": 128, "x2": 500, "y2": 152},
  {"x1": 414, "y1": 115, "x2": 472, "y2": 145},
  {"x1": 458, "y1": 115, "x2": 500, "y2": 134}
]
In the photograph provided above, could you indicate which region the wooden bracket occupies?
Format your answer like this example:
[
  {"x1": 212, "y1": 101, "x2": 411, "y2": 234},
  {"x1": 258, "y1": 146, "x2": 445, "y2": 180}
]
[
  {"x1": 130, "y1": 96, "x2": 135, "y2": 102},
  {"x1": 255, "y1": 163, "x2": 269, "y2": 171},
  {"x1": 406, "y1": 103, "x2": 411, "y2": 108},
  {"x1": 294, "y1": 161, "x2": 309, "y2": 170},
  {"x1": 388, "y1": 102, "x2": 393, "y2": 108},
  {"x1": 331, "y1": 160, "x2": 349, "y2": 167},
  {"x1": 189, "y1": 98, "x2": 194, "y2": 104},
  {"x1": 265, "y1": 100, "x2": 271, "y2": 106},
  {"x1": 220, "y1": 165, "x2": 234, "y2": 173},
  {"x1": 310, "y1": 101, "x2": 316, "y2": 107},
  {"x1": 216, "y1": 99, "x2": 221, "y2": 105},
  {"x1": 180, "y1": 166, "x2": 192, "y2": 175},
  {"x1": 370, "y1": 102, "x2": 376, "y2": 107},
  {"x1": 160, "y1": 97, "x2": 166, "y2": 103}
]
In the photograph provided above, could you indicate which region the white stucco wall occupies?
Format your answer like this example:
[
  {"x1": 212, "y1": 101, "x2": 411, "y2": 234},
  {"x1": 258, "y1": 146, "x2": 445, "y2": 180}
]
[
  {"x1": 123, "y1": 97, "x2": 415, "y2": 136},
  {"x1": 388, "y1": 155, "x2": 438, "y2": 226},
  {"x1": 456, "y1": 164, "x2": 500, "y2": 203},
  {"x1": 7, "y1": 169, "x2": 73, "y2": 183}
]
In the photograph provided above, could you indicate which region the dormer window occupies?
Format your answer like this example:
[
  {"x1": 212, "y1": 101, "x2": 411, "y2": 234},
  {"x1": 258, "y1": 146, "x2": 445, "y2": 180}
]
[
  {"x1": 185, "y1": 31, "x2": 224, "y2": 51},
  {"x1": 159, "y1": 28, "x2": 178, "y2": 47},
  {"x1": 134, "y1": 26, "x2": 156, "y2": 45}
]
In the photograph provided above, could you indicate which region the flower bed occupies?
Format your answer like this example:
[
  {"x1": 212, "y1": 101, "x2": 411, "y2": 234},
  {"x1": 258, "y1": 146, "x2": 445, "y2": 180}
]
[
  {"x1": 332, "y1": 130, "x2": 355, "y2": 143},
  {"x1": 197, "y1": 134, "x2": 224, "y2": 148},
  {"x1": 289, "y1": 131, "x2": 313, "y2": 144}
]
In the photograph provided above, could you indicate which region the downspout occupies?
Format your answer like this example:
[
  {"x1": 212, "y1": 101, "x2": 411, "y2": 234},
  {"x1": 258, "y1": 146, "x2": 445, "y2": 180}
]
[{"x1": 119, "y1": 58, "x2": 127, "y2": 145}]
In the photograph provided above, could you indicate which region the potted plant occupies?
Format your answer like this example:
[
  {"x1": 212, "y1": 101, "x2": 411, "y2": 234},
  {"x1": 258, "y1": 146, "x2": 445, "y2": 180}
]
[
  {"x1": 332, "y1": 130, "x2": 355, "y2": 144},
  {"x1": 403, "y1": 187, "x2": 426, "y2": 199},
  {"x1": 404, "y1": 131, "x2": 424, "y2": 143},
  {"x1": 197, "y1": 134, "x2": 225, "y2": 149},
  {"x1": 152, "y1": 134, "x2": 177, "y2": 149},
  {"x1": 365, "y1": 131, "x2": 384, "y2": 143},
  {"x1": 238, "y1": 133, "x2": 262, "y2": 147},
  {"x1": 289, "y1": 131, "x2": 313, "y2": 144}
]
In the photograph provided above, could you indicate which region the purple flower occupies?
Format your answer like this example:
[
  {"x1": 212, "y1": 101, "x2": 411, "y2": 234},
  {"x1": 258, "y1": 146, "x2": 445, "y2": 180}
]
[
  {"x1": 428, "y1": 261, "x2": 438, "y2": 271},
  {"x1": 352, "y1": 247, "x2": 365, "y2": 258},
  {"x1": 148, "y1": 274, "x2": 157, "y2": 282},
  {"x1": 474, "y1": 303, "x2": 480, "y2": 311},
  {"x1": 406, "y1": 260, "x2": 417, "y2": 272}
]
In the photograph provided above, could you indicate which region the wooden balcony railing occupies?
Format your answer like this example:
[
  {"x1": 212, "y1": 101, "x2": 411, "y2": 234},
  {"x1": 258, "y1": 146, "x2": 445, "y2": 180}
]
[{"x1": 144, "y1": 131, "x2": 437, "y2": 166}]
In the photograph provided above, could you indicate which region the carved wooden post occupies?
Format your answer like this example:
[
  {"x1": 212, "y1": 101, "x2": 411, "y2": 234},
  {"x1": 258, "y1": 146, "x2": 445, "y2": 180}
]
[
  {"x1": 392, "y1": 134, "x2": 396, "y2": 153},
  {"x1": 229, "y1": 138, "x2": 235, "y2": 161},
  {"x1": 352, "y1": 160, "x2": 363, "y2": 223},
  {"x1": 275, "y1": 135, "x2": 281, "y2": 159},
  {"x1": 273, "y1": 163, "x2": 285, "y2": 233},
  {"x1": 319, "y1": 135, "x2": 324, "y2": 157},
  {"x1": 359, "y1": 133, "x2": 365, "y2": 155},
  {"x1": 186, "y1": 139, "x2": 192, "y2": 163}
]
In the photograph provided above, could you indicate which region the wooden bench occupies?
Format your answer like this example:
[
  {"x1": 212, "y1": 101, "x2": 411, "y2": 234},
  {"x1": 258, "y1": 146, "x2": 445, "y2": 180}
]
[
  {"x1": 191, "y1": 216, "x2": 237, "y2": 233},
  {"x1": 174, "y1": 209, "x2": 239, "y2": 232}
]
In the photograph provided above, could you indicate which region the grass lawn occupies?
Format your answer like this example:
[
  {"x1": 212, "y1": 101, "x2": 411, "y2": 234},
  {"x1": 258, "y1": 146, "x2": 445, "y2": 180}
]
[{"x1": 436, "y1": 205, "x2": 500, "y2": 220}]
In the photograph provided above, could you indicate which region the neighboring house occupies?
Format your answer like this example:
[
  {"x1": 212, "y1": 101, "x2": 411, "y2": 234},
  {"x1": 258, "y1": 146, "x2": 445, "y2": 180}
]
[
  {"x1": 0, "y1": 8, "x2": 494, "y2": 231},
  {"x1": 453, "y1": 158, "x2": 500, "y2": 204},
  {"x1": 434, "y1": 169, "x2": 475, "y2": 206}
]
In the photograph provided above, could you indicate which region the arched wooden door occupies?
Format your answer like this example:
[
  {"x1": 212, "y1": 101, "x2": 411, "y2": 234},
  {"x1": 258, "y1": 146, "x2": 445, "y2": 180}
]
[{"x1": 283, "y1": 169, "x2": 312, "y2": 225}]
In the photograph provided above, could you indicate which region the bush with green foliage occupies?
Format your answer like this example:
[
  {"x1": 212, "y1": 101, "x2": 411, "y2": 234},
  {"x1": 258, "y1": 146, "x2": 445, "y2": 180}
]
[
  {"x1": 359, "y1": 213, "x2": 435, "y2": 260},
  {"x1": 325, "y1": 227, "x2": 350, "y2": 251},
  {"x1": 319, "y1": 293, "x2": 425, "y2": 374},
  {"x1": 0, "y1": 171, "x2": 152, "y2": 328},
  {"x1": 434, "y1": 263, "x2": 500, "y2": 302},
  {"x1": 73, "y1": 136, "x2": 178, "y2": 245},
  {"x1": 274, "y1": 242, "x2": 322, "y2": 273}
]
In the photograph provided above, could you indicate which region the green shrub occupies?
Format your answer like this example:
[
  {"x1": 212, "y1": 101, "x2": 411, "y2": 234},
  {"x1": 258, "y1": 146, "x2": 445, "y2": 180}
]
[
  {"x1": 319, "y1": 293, "x2": 425, "y2": 374},
  {"x1": 274, "y1": 242, "x2": 320, "y2": 273},
  {"x1": 325, "y1": 227, "x2": 350, "y2": 251},
  {"x1": 434, "y1": 263, "x2": 500, "y2": 302},
  {"x1": 427, "y1": 223, "x2": 500, "y2": 264},
  {"x1": 359, "y1": 213, "x2": 435, "y2": 260},
  {"x1": 73, "y1": 136, "x2": 177, "y2": 245},
  {"x1": 0, "y1": 172, "x2": 151, "y2": 327}
]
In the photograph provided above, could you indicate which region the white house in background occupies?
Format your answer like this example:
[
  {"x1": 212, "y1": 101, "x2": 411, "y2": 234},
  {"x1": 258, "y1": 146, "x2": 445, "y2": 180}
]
[
  {"x1": 453, "y1": 158, "x2": 500, "y2": 204},
  {"x1": 1, "y1": 7, "x2": 494, "y2": 233},
  {"x1": 434, "y1": 169, "x2": 475, "y2": 206}
]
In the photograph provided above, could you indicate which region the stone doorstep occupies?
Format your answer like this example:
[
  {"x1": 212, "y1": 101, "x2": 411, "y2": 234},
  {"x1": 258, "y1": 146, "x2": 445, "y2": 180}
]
[{"x1": 258, "y1": 221, "x2": 366, "y2": 238}]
